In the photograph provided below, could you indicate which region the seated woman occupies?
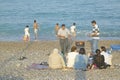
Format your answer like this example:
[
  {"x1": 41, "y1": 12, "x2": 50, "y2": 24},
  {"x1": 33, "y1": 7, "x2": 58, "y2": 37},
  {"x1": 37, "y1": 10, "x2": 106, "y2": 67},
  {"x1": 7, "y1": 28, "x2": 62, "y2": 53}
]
[
  {"x1": 74, "y1": 48, "x2": 88, "y2": 70},
  {"x1": 67, "y1": 46, "x2": 78, "y2": 68},
  {"x1": 48, "y1": 48, "x2": 66, "y2": 69},
  {"x1": 92, "y1": 49, "x2": 106, "y2": 69},
  {"x1": 101, "y1": 46, "x2": 112, "y2": 67}
]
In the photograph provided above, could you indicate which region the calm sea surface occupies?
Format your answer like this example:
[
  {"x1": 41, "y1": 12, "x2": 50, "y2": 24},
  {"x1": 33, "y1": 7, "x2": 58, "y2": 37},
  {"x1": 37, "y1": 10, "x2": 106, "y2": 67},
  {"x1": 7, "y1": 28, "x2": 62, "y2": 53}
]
[{"x1": 0, "y1": 0, "x2": 120, "y2": 41}]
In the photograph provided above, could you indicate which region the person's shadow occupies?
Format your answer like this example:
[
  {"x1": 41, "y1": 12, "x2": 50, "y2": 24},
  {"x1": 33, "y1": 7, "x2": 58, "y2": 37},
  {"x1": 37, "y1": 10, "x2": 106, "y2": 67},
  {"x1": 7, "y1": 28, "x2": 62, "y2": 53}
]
[{"x1": 75, "y1": 70, "x2": 87, "y2": 80}]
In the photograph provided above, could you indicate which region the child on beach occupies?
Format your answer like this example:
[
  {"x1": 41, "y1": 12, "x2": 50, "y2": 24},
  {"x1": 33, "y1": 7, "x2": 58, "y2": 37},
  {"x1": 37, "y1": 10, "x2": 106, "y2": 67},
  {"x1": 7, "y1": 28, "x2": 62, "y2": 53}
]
[
  {"x1": 70, "y1": 23, "x2": 76, "y2": 39},
  {"x1": 23, "y1": 25, "x2": 30, "y2": 41}
]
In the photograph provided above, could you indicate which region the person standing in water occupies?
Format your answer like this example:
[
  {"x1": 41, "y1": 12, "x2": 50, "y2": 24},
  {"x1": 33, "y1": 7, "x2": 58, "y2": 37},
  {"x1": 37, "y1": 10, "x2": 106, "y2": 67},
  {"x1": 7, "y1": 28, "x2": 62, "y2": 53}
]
[
  {"x1": 54, "y1": 23, "x2": 60, "y2": 36},
  {"x1": 33, "y1": 20, "x2": 39, "y2": 40},
  {"x1": 90, "y1": 20, "x2": 100, "y2": 55},
  {"x1": 70, "y1": 23, "x2": 76, "y2": 39},
  {"x1": 24, "y1": 25, "x2": 30, "y2": 41}
]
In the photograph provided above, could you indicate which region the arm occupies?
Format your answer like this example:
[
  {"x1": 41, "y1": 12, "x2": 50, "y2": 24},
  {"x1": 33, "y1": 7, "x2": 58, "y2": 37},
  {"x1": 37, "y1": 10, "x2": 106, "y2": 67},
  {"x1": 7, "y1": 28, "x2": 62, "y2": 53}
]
[{"x1": 67, "y1": 29, "x2": 71, "y2": 38}]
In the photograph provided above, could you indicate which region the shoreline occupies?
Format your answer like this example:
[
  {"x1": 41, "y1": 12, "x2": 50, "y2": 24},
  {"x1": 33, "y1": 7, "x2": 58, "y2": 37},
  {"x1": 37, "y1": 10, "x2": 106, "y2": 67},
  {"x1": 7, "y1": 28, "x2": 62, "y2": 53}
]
[{"x1": 0, "y1": 37, "x2": 120, "y2": 42}]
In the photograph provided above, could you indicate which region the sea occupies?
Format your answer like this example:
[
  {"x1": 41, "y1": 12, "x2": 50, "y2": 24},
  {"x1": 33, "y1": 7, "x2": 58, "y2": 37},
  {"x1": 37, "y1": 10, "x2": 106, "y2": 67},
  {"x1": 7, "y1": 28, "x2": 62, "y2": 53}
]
[{"x1": 0, "y1": 0, "x2": 120, "y2": 41}]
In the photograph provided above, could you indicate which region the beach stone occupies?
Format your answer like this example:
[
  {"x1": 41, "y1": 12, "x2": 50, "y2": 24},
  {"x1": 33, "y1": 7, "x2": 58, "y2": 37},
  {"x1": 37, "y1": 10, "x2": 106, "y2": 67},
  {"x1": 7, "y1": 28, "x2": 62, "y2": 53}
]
[{"x1": 16, "y1": 63, "x2": 21, "y2": 67}]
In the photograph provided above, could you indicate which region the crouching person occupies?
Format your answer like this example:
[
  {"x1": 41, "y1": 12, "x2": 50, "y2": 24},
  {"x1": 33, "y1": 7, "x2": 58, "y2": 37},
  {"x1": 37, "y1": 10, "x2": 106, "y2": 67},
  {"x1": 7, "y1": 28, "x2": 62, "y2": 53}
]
[{"x1": 48, "y1": 48, "x2": 66, "y2": 69}]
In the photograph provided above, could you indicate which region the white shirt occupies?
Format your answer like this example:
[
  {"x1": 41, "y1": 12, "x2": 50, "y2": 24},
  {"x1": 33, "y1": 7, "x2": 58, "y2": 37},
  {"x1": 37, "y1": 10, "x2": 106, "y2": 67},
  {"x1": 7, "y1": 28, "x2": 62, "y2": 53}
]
[
  {"x1": 101, "y1": 51, "x2": 112, "y2": 65},
  {"x1": 58, "y1": 28, "x2": 70, "y2": 39},
  {"x1": 70, "y1": 26, "x2": 76, "y2": 33},
  {"x1": 24, "y1": 28, "x2": 30, "y2": 36},
  {"x1": 67, "y1": 52, "x2": 78, "y2": 68}
]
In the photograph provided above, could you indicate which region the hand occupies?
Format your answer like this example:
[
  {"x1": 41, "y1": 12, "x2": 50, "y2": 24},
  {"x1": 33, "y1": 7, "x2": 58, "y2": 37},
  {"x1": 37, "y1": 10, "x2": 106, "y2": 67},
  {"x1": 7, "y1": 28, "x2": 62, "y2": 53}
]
[{"x1": 61, "y1": 36, "x2": 65, "y2": 38}]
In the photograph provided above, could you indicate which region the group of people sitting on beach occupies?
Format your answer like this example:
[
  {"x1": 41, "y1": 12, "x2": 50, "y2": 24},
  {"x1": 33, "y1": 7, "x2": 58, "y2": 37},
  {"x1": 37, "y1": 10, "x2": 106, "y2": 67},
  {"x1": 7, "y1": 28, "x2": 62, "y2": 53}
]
[{"x1": 48, "y1": 46, "x2": 112, "y2": 70}]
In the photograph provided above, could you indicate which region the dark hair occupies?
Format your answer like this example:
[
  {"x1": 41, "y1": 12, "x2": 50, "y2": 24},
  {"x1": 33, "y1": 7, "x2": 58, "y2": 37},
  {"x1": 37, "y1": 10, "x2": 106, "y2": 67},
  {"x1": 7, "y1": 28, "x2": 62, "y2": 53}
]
[
  {"x1": 101, "y1": 46, "x2": 106, "y2": 52},
  {"x1": 34, "y1": 20, "x2": 36, "y2": 23},
  {"x1": 62, "y1": 24, "x2": 65, "y2": 27},
  {"x1": 79, "y1": 48, "x2": 86, "y2": 55},
  {"x1": 91, "y1": 20, "x2": 96, "y2": 24},
  {"x1": 73, "y1": 23, "x2": 76, "y2": 26},
  {"x1": 96, "y1": 49, "x2": 101, "y2": 54},
  {"x1": 56, "y1": 23, "x2": 59, "y2": 25},
  {"x1": 71, "y1": 46, "x2": 77, "y2": 52},
  {"x1": 26, "y1": 25, "x2": 29, "y2": 27}
]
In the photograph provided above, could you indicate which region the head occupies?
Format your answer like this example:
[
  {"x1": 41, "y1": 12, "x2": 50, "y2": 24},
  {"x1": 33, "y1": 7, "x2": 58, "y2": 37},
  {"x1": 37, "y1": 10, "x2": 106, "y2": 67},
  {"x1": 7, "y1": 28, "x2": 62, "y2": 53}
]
[
  {"x1": 61, "y1": 24, "x2": 65, "y2": 30},
  {"x1": 53, "y1": 48, "x2": 59, "y2": 54},
  {"x1": 96, "y1": 49, "x2": 101, "y2": 55},
  {"x1": 79, "y1": 48, "x2": 86, "y2": 55},
  {"x1": 56, "y1": 23, "x2": 59, "y2": 26},
  {"x1": 73, "y1": 23, "x2": 76, "y2": 26},
  {"x1": 91, "y1": 20, "x2": 96, "y2": 26},
  {"x1": 26, "y1": 25, "x2": 29, "y2": 28},
  {"x1": 71, "y1": 46, "x2": 77, "y2": 52},
  {"x1": 101, "y1": 46, "x2": 106, "y2": 52},
  {"x1": 34, "y1": 20, "x2": 36, "y2": 23}
]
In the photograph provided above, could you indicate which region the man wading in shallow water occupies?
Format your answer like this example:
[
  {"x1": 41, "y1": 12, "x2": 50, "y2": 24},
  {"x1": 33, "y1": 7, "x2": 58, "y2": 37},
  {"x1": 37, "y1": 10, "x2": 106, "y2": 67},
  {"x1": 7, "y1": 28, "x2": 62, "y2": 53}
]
[
  {"x1": 33, "y1": 20, "x2": 39, "y2": 40},
  {"x1": 58, "y1": 24, "x2": 71, "y2": 56}
]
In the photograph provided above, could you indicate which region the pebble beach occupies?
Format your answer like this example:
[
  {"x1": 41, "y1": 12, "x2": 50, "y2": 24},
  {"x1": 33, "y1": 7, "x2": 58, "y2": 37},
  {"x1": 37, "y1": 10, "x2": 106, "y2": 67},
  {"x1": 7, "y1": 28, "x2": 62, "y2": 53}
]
[{"x1": 0, "y1": 40, "x2": 120, "y2": 80}]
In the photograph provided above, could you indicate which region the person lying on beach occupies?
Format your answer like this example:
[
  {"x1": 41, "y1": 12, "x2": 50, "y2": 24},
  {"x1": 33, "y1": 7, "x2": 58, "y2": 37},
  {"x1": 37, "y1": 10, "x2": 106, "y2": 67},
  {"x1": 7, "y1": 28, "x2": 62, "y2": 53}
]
[
  {"x1": 67, "y1": 46, "x2": 78, "y2": 69},
  {"x1": 74, "y1": 48, "x2": 88, "y2": 71},
  {"x1": 48, "y1": 48, "x2": 66, "y2": 69}
]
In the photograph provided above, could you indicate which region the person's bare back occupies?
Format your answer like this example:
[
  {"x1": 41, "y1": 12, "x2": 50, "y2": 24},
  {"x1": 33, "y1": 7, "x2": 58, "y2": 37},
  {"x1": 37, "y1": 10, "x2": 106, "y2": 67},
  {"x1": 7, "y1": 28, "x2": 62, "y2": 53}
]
[
  {"x1": 54, "y1": 23, "x2": 60, "y2": 35},
  {"x1": 34, "y1": 22, "x2": 38, "y2": 29}
]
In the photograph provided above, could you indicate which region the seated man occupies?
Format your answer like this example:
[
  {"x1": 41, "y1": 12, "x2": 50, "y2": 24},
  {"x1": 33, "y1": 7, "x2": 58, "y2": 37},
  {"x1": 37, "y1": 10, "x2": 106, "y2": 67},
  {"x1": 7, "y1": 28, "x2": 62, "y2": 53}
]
[
  {"x1": 101, "y1": 46, "x2": 112, "y2": 66},
  {"x1": 67, "y1": 46, "x2": 78, "y2": 68},
  {"x1": 48, "y1": 48, "x2": 66, "y2": 69}
]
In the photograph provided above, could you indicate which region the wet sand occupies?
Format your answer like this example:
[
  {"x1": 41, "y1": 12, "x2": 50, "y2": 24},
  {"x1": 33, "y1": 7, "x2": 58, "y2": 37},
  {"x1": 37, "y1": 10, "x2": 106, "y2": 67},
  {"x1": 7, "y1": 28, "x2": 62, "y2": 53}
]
[{"x1": 0, "y1": 40, "x2": 120, "y2": 80}]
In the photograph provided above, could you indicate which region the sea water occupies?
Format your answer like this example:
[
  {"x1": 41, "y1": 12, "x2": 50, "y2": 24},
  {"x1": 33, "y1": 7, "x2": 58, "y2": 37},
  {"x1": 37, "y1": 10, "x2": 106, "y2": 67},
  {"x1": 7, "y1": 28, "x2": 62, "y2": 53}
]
[{"x1": 0, "y1": 0, "x2": 120, "y2": 41}]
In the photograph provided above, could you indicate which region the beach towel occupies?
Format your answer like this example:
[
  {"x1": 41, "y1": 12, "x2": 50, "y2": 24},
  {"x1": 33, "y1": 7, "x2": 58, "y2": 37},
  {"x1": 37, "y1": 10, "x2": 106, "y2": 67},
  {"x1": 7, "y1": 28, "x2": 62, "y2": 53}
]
[
  {"x1": 27, "y1": 63, "x2": 49, "y2": 70},
  {"x1": 111, "y1": 45, "x2": 120, "y2": 50}
]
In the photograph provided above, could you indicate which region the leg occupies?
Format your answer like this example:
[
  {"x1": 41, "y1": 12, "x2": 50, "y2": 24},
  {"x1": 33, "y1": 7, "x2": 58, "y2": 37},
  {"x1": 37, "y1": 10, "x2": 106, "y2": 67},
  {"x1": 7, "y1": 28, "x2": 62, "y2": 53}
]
[
  {"x1": 60, "y1": 39, "x2": 66, "y2": 55},
  {"x1": 34, "y1": 29, "x2": 38, "y2": 40},
  {"x1": 92, "y1": 39, "x2": 98, "y2": 54},
  {"x1": 65, "y1": 38, "x2": 70, "y2": 55},
  {"x1": 66, "y1": 38, "x2": 71, "y2": 53}
]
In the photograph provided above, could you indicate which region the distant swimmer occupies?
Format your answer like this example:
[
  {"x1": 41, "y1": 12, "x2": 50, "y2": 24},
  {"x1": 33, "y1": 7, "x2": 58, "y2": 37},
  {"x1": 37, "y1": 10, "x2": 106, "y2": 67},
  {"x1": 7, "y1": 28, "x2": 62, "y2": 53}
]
[
  {"x1": 54, "y1": 23, "x2": 60, "y2": 36},
  {"x1": 33, "y1": 20, "x2": 39, "y2": 40},
  {"x1": 70, "y1": 23, "x2": 76, "y2": 38},
  {"x1": 23, "y1": 25, "x2": 30, "y2": 41}
]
